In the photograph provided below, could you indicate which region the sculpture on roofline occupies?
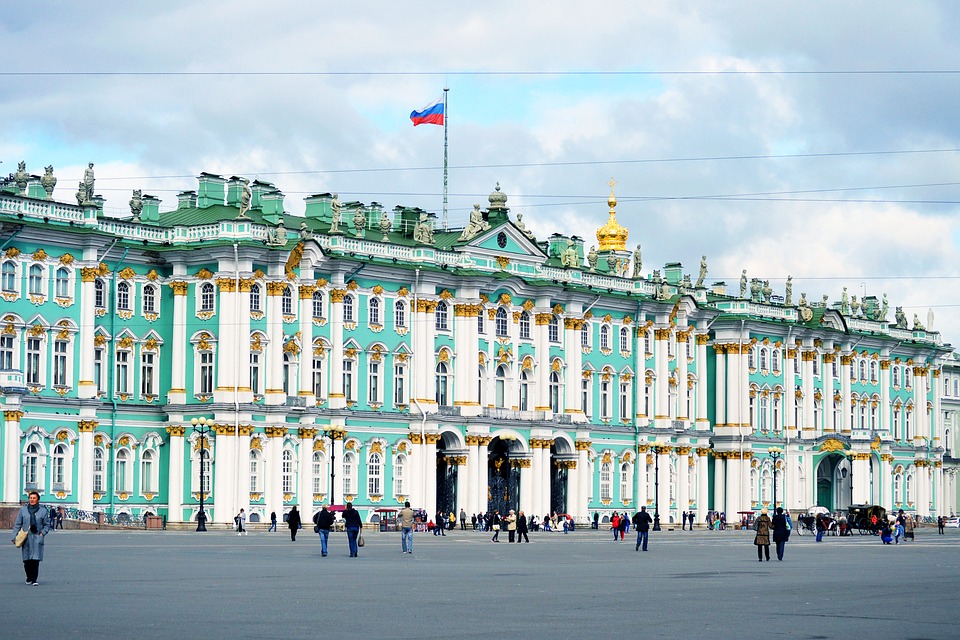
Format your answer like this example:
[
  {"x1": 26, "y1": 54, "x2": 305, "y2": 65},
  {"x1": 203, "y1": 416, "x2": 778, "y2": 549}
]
[
  {"x1": 353, "y1": 205, "x2": 366, "y2": 238},
  {"x1": 695, "y1": 256, "x2": 707, "y2": 288},
  {"x1": 785, "y1": 276, "x2": 793, "y2": 305},
  {"x1": 632, "y1": 244, "x2": 642, "y2": 278},
  {"x1": 515, "y1": 212, "x2": 535, "y2": 241},
  {"x1": 606, "y1": 253, "x2": 618, "y2": 274},
  {"x1": 378, "y1": 212, "x2": 392, "y2": 241},
  {"x1": 237, "y1": 178, "x2": 252, "y2": 219},
  {"x1": 299, "y1": 221, "x2": 313, "y2": 240},
  {"x1": 841, "y1": 287, "x2": 849, "y2": 315},
  {"x1": 82, "y1": 162, "x2": 95, "y2": 205},
  {"x1": 894, "y1": 306, "x2": 907, "y2": 329},
  {"x1": 40, "y1": 165, "x2": 57, "y2": 200},
  {"x1": 13, "y1": 161, "x2": 29, "y2": 193},
  {"x1": 587, "y1": 245, "x2": 598, "y2": 271},
  {"x1": 129, "y1": 189, "x2": 143, "y2": 222},
  {"x1": 413, "y1": 212, "x2": 434, "y2": 245},
  {"x1": 876, "y1": 293, "x2": 888, "y2": 321},
  {"x1": 913, "y1": 314, "x2": 925, "y2": 331},
  {"x1": 458, "y1": 204, "x2": 490, "y2": 242},
  {"x1": 851, "y1": 295, "x2": 860, "y2": 317},
  {"x1": 561, "y1": 240, "x2": 579, "y2": 268},
  {"x1": 329, "y1": 193, "x2": 342, "y2": 234}
]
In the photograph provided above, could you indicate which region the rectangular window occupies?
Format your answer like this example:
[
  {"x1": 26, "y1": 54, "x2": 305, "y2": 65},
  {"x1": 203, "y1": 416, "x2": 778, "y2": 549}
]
[
  {"x1": 116, "y1": 350, "x2": 130, "y2": 394},
  {"x1": 343, "y1": 360, "x2": 354, "y2": 401},
  {"x1": 369, "y1": 362, "x2": 380, "y2": 403},
  {"x1": 51, "y1": 340, "x2": 68, "y2": 386},
  {"x1": 94, "y1": 348, "x2": 105, "y2": 392},
  {"x1": 250, "y1": 352, "x2": 261, "y2": 395},
  {"x1": 394, "y1": 364, "x2": 406, "y2": 405},
  {"x1": 312, "y1": 356, "x2": 323, "y2": 398},
  {"x1": 0, "y1": 334, "x2": 13, "y2": 369},
  {"x1": 200, "y1": 351, "x2": 214, "y2": 394},
  {"x1": 141, "y1": 352, "x2": 156, "y2": 396},
  {"x1": 25, "y1": 337, "x2": 41, "y2": 385}
]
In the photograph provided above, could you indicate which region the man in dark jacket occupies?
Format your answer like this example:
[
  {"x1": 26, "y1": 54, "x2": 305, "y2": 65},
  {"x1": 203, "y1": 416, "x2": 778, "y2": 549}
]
[
  {"x1": 516, "y1": 511, "x2": 530, "y2": 543},
  {"x1": 632, "y1": 506, "x2": 653, "y2": 551},
  {"x1": 771, "y1": 507, "x2": 790, "y2": 561},
  {"x1": 314, "y1": 504, "x2": 334, "y2": 557},
  {"x1": 343, "y1": 502, "x2": 363, "y2": 557},
  {"x1": 287, "y1": 506, "x2": 302, "y2": 541}
]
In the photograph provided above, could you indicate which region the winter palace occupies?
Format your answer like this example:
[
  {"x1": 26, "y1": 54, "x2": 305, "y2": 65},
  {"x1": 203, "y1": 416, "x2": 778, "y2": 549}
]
[{"x1": 1, "y1": 162, "x2": 958, "y2": 526}]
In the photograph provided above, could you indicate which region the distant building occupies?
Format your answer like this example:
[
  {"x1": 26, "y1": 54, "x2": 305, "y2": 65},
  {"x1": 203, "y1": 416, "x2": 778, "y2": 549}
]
[{"x1": 0, "y1": 165, "x2": 956, "y2": 525}]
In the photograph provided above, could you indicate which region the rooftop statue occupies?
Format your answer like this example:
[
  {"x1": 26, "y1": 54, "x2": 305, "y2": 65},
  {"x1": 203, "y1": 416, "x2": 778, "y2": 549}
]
[
  {"x1": 378, "y1": 212, "x2": 392, "y2": 241},
  {"x1": 695, "y1": 255, "x2": 707, "y2": 288},
  {"x1": 798, "y1": 293, "x2": 813, "y2": 322},
  {"x1": 740, "y1": 270, "x2": 747, "y2": 298},
  {"x1": 894, "y1": 306, "x2": 907, "y2": 329},
  {"x1": 237, "y1": 178, "x2": 252, "y2": 219},
  {"x1": 850, "y1": 295, "x2": 860, "y2": 317},
  {"x1": 129, "y1": 189, "x2": 143, "y2": 221},
  {"x1": 606, "y1": 252, "x2": 618, "y2": 273},
  {"x1": 13, "y1": 161, "x2": 28, "y2": 193},
  {"x1": 299, "y1": 221, "x2": 313, "y2": 240},
  {"x1": 353, "y1": 205, "x2": 366, "y2": 238},
  {"x1": 913, "y1": 314, "x2": 925, "y2": 331},
  {"x1": 841, "y1": 287, "x2": 849, "y2": 315},
  {"x1": 40, "y1": 165, "x2": 56, "y2": 200},
  {"x1": 329, "y1": 193, "x2": 342, "y2": 234},
  {"x1": 561, "y1": 240, "x2": 579, "y2": 268},
  {"x1": 785, "y1": 275, "x2": 793, "y2": 305},
  {"x1": 413, "y1": 212, "x2": 434, "y2": 245},
  {"x1": 515, "y1": 212, "x2": 535, "y2": 241},
  {"x1": 82, "y1": 162, "x2": 95, "y2": 205},
  {"x1": 458, "y1": 204, "x2": 490, "y2": 242},
  {"x1": 875, "y1": 293, "x2": 888, "y2": 321},
  {"x1": 587, "y1": 245, "x2": 598, "y2": 271},
  {"x1": 632, "y1": 244, "x2": 642, "y2": 278}
]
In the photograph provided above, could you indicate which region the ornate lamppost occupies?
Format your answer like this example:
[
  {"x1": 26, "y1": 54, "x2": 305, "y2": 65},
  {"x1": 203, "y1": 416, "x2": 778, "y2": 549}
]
[
  {"x1": 190, "y1": 416, "x2": 213, "y2": 532},
  {"x1": 768, "y1": 446, "x2": 783, "y2": 511},
  {"x1": 321, "y1": 426, "x2": 347, "y2": 507},
  {"x1": 652, "y1": 441, "x2": 666, "y2": 531}
]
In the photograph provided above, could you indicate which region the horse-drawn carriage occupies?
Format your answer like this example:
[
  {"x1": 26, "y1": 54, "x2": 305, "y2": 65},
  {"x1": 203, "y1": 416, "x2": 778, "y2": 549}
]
[
  {"x1": 846, "y1": 504, "x2": 887, "y2": 535},
  {"x1": 794, "y1": 507, "x2": 839, "y2": 536}
]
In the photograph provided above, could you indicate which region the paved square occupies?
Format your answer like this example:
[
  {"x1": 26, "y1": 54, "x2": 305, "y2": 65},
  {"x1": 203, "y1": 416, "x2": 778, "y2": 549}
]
[{"x1": 3, "y1": 526, "x2": 958, "y2": 639}]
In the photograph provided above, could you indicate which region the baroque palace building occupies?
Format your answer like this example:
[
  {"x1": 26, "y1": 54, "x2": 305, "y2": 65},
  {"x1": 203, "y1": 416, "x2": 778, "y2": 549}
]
[{"x1": 0, "y1": 163, "x2": 958, "y2": 525}]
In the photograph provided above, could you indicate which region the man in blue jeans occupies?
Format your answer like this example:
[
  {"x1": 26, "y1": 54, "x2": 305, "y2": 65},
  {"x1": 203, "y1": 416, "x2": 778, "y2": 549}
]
[
  {"x1": 398, "y1": 501, "x2": 416, "y2": 554},
  {"x1": 314, "y1": 504, "x2": 334, "y2": 557},
  {"x1": 632, "y1": 506, "x2": 653, "y2": 551},
  {"x1": 343, "y1": 501, "x2": 363, "y2": 557}
]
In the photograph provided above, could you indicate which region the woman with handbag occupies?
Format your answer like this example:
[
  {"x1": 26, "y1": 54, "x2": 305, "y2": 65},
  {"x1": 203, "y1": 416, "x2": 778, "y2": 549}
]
[
  {"x1": 11, "y1": 491, "x2": 52, "y2": 585},
  {"x1": 754, "y1": 508, "x2": 772, "y2": 562}
]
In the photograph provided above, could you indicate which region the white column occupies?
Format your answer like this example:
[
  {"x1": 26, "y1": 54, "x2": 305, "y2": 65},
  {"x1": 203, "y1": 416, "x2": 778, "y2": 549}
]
[
  {"x1": 212, "y1": 425, "x2": 237, "y2": 524},
  {"x1": 166, "y1": 426, "x2": 185, "y2": 522},
  {"x1": 654, "y1": 328, "x2": 670, "y2": 428},
  {"x1": 330, "y1": 427, "x2": 346, "y2": 505},
  {"x1": 727, "y1": 346, "x2": 740, "y2": 430},
  {"x1": 676, "y1": 332, "x2": 689, "y2": 421},
  {"x1": 635, "y1": 445, "x2": 648, "y2": 510},
  {"x1": 477, "y1": 436, "x2": 491, "y2": 514},
  {"x1": 823, "y1": 354, "x2": 836, "y2": 432},
  {"x1": 298, "y1": 285, "x2": 316, "y2": 404},
  {"x1": 529, "y1": 439, "x2": 543, "y2": 515},
  {"x1": 519, "y1": 460, "x2": 533, "y2": 516},
  {"x1": 802, "y1": 350, "x2": 816, "y2": 435},
  {"x1": 696, "y1": 335, "x2": 709, "y2": 430},
  {"x1": 713, "y1": 455, "x2": 725, "y2": 517},
  {"x1": 563, "y1": 318, "x2": 583, "y2": 418},
  {"x1": 465, "y1": 436, "x2": 480, "y2": 516},
  {"x1": 77, "y1": 269, "x2": 97, "y2": 398},
  {"x1": 880, "y1": 360, "x2": 891, "y2": 434},
  {"x1": 714, "y1": 344, "x2": 726, "y2": 427},
  {"x1": 725, "y1": 453, "x2": 741, "y2": 516},
  {"x1": 423, "y1": 432, "x2": 439, "y2": 517},
  {"x1": 655, "y1": 447, "x2": 670, "y2": 523},
  {"x1": 851, "y1": 453, "x2": 871, "y2": 504},
  {"x1": 215, "y1": 278, "x2": 239, "y2": 404},
  {"x1": 76, "y1": 419, "x2": 96, "y2": 511},
  {"x1": 878, "y1": 455, "x2": 890, "y2": 511},
  {"x1": 3, "y1": 410, "x2": 25, "y2": 502},
  {"x1": 328, "y1": 290, "x2": 345, "y2": 409},
  {"x1": 265, "y1": 282, "x2": 286, "y2": 405},
  {"x1": 237, "y1": 279, "x2": 252, "y2": 400},
  {"x1": 297, "y1": 426, "x2": 315, "y2": 513},
  {"x1": 169, "y1": 282, "x2": 189, "y2": 403},
  {"x1": 696, "y1": 448, "x2": 709, "y2": 524},
  {"x1": 840, "y1": 354, "x2": 853, "y2": 433},
  {"x1": 265, "y1": 430, "x2": 285, "y2": 517},
  {"x1": 784, "y1": 348, "x2": 796, "y2": 436},
  {"x1": 455, "y1": 457, "x2": 469, "y2": 517},
  {"x1": 576, "y1": 439, "x2": 591, "y2": 521},
  {"x1": 678, "y1": 447, "x2": 690, "y2": 518}
]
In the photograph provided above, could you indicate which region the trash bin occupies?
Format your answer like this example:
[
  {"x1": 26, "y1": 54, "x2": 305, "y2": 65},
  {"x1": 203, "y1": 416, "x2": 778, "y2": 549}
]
[{"x1": 145, "y1": 516, "x2": 163, "y2": 529}]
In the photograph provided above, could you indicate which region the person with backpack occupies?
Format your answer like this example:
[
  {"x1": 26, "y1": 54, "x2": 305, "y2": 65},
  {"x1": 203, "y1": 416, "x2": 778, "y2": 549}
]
[{"x1": 313, "y1": 504, "x2": 334, "y2": 556}]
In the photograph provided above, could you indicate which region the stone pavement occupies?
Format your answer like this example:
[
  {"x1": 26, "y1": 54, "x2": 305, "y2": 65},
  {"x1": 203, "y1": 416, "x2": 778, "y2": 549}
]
[{"x1": 2, "y1": 525, "x2": 958, "y2": 639}]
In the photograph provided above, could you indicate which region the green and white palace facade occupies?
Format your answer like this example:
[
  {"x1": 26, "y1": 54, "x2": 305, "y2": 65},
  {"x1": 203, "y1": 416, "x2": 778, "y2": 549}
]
[{"x1": 1, "y1": 163, "x2": 958, "y2": 525}]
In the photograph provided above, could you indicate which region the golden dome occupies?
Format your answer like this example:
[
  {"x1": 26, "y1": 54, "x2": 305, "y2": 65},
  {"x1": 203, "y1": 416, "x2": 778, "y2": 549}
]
[{"x1": 596, "y1": 178, "x2": 628, "y2": 251}]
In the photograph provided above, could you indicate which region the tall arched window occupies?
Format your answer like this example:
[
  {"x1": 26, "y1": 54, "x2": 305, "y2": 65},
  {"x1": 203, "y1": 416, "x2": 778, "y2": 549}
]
[
  {"x1": 312, "y1": 451, "x2": 325, "y2": 494},
  {"x1": 200, "y1": 282, "x2": 215, "y2": 312},
  {"x1": 600, "y1": 325, "x2": 610, "y2": 351},
  {"x1": 55, "y1": 267, "x2": 70, "y2": 298},
  {"x1": 280, "y1": 286, "x2": 292, "y2": 315},
  {"x1": 94, "y1": 279, "x2": 106, "y2": 308},
  {"x1": 495, "y1": 364, "x2": 508, "y2": 408},
  {"x1": 759, "y1": 348, "x2": 768, "y2": 371},
  {"x1": 600, "y1": 374, "x2": 611, "y2": 419},
  {"x1": 250, "y1": 283, "x2": 262, "y2": 313},
  {"x1": 759, "y1": 393, "x2": 770, "y2": 431},
  {"x1": 342, "y1": 452, "x2": 355, "y2": 495},
  {"x1": 620, "y1": 462, "x2": 632, "y2": 502},
  {"x1": 549, "y1": 371, "x2": 561, "y2": 413},
  {"x1": 343, "y1": 295, "x2": 354, "y2": 322},
  {"x1": 249, "y1": 449, "x2": 262, "y2": 492},
  {"x1": 143, "y1": 285, "x2": 157, "y2": 313},
  {"x1": 548, "y1": 316, "x2": 559, "y2": 342},
  {"x1": 93, "y1": 447, "x2": 105, "y2": 493},
  {"x1": 117, "y1": 281, "x2": 131, "y2": 311},
  {"x1": 282, "y1": 449, "x2": 294, "y2": 493},
  {"x1": 369, "y1": 297, "x2": 381, "y2": 325},
  {"x1": 893, "y1": 473, "x2": 903, "y2": 504},
  {"x1": 772, "y1": 349, "x2": 781, "y2": 371},
  {"x1": 368, "y1": 452, "x2": 382, "y2": 495},
  {"x1": 394, "y1": 454, "x2": 406, "y2": 496},
  {"x1": 519, "y1": 312, "x2": 531, "y2": 339},
  {"x1": 312, "y1": 290, "x2": 324, "y2": 319},
  {"x1": 28, "y1": 264, "x2": 43, "y2": 295},
  {"x1": 24, "y1": 443, "x2": 41, "y2": 488},
  {"x1": 581, "y1": 322, "x2": 590, "y2": 347},
  {"x1": 495, "y1": 307, "x2": 508, "y2": 337},
  {"x1": 435, "y1": 300, "x2": 449, "y2": 331},
  {"x1": 52, "y1": 443, "x2": 68, "y2": 487},
  {"x1": 0, "y1": 261, "x2": 15, "y2": 292},
  {"x1": 519, "y1": 370, "x2": 530, "y2": 411},
  {"x1": 115, "y1": 449, "x2": 130, "y2": 492},
  {"x1": 394, "y1": 299, "x2": 406, "y2": 328},
  {"x1": 141, "y1": 450, "x2": 156, "y2": 493},
  {"x1": 600, "y1": 462, "x2": 612, "y2": 500},
  {"x1": 905, "y1": 473, "x2": 914, "y2": 504},
  {"x1": 435, "y1": 361, "x2": 450, "y2": 406},
  {"x1": 620, "y1": 327, "x2": 630, "y2": 353},
  {"x1": 644, "y1": 331, "x2": 653, "y2": 354}
]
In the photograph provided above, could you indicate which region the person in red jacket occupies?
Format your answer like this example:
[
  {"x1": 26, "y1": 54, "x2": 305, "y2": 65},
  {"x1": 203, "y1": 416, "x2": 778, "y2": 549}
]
[{"x1": 611, "y1": 512, "x2": 621, "y2": 541}]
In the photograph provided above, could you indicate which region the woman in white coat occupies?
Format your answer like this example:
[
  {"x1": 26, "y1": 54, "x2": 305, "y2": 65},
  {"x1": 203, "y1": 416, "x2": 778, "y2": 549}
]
[{"x1": 12, "y1": 491, "x2": 52, "y2": 585}]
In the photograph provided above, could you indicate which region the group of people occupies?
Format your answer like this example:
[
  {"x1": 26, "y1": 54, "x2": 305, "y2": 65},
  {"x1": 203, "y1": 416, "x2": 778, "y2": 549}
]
[
  {"x1": 752, "y1": 507, "x2": 791, "y2": 561},
  {"x1": 880, "y1": 510, "x2": 917, "y2": 545}
]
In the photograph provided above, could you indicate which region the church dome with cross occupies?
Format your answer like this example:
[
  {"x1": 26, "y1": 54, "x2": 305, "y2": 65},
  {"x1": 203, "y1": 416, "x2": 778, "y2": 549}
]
[{"x1": 596, "y1": 178, "x2": 629, "y2": 251}]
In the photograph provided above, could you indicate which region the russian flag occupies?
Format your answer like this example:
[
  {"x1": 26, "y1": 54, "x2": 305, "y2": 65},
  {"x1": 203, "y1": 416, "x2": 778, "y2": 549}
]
[{"x1": 410, "y1": 97, "x2": 444, "y2": 126}]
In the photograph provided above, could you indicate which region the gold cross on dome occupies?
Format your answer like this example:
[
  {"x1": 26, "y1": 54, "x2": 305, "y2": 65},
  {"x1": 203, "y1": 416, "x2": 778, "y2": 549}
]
[{"x1": 609, "y1": 177, "x2": 616, "y2": 194}]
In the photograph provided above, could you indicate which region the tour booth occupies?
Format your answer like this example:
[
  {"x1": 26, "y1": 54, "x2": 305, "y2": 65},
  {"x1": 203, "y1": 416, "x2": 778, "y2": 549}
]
[{"x1": 376, "y1": 508, "x2": 399, "y2": 532}]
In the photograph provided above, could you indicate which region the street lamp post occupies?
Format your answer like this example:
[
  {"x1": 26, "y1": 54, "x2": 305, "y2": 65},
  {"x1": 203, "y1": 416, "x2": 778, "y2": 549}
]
[
  {"x1": 190, "y1": 416, "x2": 213, "y2": 532},
  {"x1": 322, "y1": 426, "x2": 346, "y2": 507},
  {"x1": 769, "y1": 447, "x2": 783, "y2": 511},
  {"x1": 652, "y1": 442, "x2": 663, "y2": 532}
]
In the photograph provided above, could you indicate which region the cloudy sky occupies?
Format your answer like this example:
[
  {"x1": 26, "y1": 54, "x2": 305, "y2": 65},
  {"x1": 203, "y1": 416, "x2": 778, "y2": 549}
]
[{"x1": 3, "y1": 1, "x2": 960, "y2": 343}]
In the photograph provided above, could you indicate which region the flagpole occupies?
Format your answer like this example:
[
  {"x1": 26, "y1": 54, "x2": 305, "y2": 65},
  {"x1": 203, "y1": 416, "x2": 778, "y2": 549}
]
[{"x1": 442, "y1": 86, "x2": 449, "y2": 231}]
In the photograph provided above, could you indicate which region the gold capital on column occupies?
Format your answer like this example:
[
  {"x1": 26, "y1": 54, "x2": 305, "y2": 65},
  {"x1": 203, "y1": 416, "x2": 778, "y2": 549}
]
[
  {"x1": 216, "y1": 278, "x2": 238, "y2": 293},
  {"x1": 298, "y1": 427, "x2": 318, "y2": 439},
  {"x1": 169, "y1": 281, "x2": 189, "y2": 296},
  {"x1": 329, "y1": 289, "x2": 346, "y2": 303},
  {"x1": 4, "y1": 410, "x2": 25, "y2": 422},
  {"x1": 166, "y1": 425, "x2": 186, "y2": 437},
  {"x1": 409, "y1": 432, "x2": 423, "y2": 445},
  {"x1": 78, "y1": 420, "x2": 98, "y2": 432}
]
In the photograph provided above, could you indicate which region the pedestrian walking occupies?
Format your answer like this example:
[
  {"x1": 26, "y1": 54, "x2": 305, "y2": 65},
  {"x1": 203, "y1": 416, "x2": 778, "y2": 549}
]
[
  {"x1": 398, "y1": 501, "x2": 415, "y2": 554},
  {"x1": 632, "y1": 506, "x2": 653, "y2": 551},
  {"x1": 55, "y1": 507, "x2": 65, "y2": 530},
  {"x1": 471, "y1": 513, "x2": 477, "y2": 530},
  {"x1": 343, "y1": 502, "x2": 363, "y2": 557},
  {"x1": 611, "y1": 512, "x2": 621, "y2": 541},
  {"x1": 902, "y1": 512, "x2": 915, "y2": 541},
  {"x1": 314, "y1": 504, "x2": 334, "y2": 556},
  {"x1": 815, "y1": 514, "x2": 825, "y2": 542},
  {"x1": 617, "y1": 513, "x2": 627, "y2": 541},
  {"x1": 491, "y1": 511, "x2": 501, "y2": 542},
  {"x1": 516, "y1": 511, "x2": 529, "y2": 543},
  {"x1": 937, "y1": 516, "x2": 945, "y2": 535},
  {"x1": 754, "y1": 508, "x2": 772, "y2": 562},
  {"x1": 771, "y1": 507, "x2": 790, "y2": 561},
  {"x1": 235, "y1": 509, "x2": 248, "y2": 535},
  {"x1": 12, "y1": 491, "x2": 52, "y2": 585},
  {"x1": 448, "y1": 511, "x2": 456, "y2": 532},
  {"x1": 434, "y1": 510, "x2": 446, "y2": 536},
  {"x1": 287, "y1": 506, "x2": 301, "y2": 541},
  {"x1": 268, "y1": 511, "x2": 277, "y2": 532},
  {"x1": 505, "y1": 509, "x2": 517, "y2": 543},
  {"x1": 460, "y1": 508, "x2": 467, "y2": 530}
]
